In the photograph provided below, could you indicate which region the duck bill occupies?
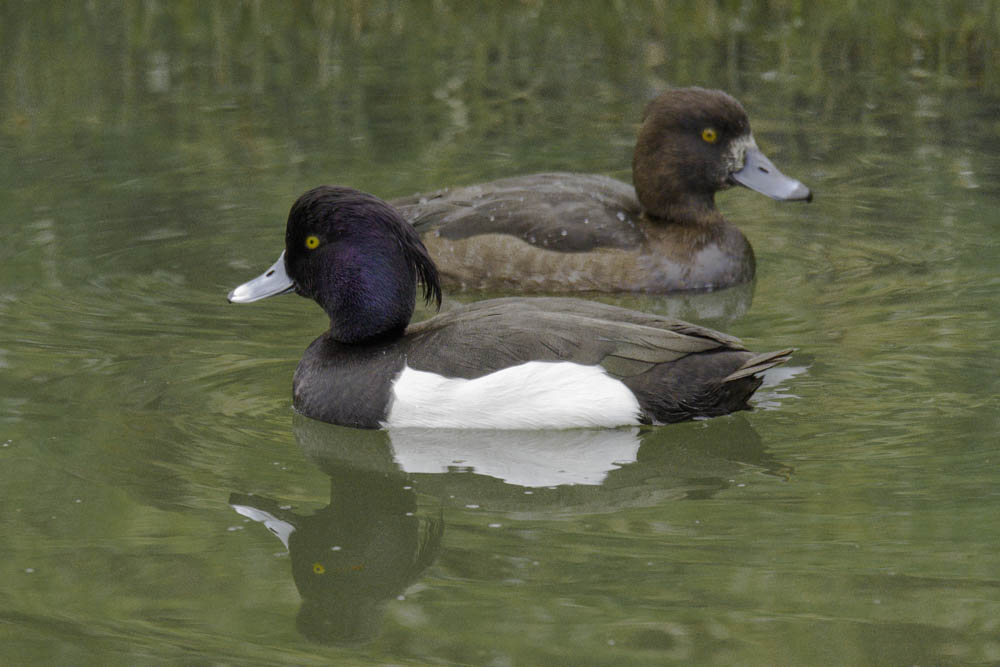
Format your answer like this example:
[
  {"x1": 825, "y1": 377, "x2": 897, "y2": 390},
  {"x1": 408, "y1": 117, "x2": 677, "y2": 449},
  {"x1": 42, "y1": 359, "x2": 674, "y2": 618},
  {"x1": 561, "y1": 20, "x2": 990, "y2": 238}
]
[
  {"x1": 227, "y1": 251, "x2": 295, "y2": 303},
  {"x1": 731, "y1": 146, "x2": 812, "y2": 202}
]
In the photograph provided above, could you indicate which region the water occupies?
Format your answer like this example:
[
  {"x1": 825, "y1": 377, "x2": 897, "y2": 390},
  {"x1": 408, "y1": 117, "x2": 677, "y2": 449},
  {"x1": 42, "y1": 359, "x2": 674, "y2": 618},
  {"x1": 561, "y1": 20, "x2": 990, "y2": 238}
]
[{"x1": 3, "y1": 3, "x2": 1000, "y2": 665}]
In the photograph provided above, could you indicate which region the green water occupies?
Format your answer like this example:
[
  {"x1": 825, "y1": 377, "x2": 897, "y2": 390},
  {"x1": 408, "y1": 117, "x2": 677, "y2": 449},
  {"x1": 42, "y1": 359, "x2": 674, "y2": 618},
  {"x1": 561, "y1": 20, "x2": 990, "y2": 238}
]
[{"x1": 3, "y1": 3, "x2": 999, "y2": 665}]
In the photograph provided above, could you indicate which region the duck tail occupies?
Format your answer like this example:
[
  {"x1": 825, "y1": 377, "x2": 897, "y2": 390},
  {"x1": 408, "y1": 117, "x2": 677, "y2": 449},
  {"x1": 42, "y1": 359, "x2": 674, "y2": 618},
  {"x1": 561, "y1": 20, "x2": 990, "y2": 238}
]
[{"x1": 722, "y1": 348, "x2": 795, "y2": 383}]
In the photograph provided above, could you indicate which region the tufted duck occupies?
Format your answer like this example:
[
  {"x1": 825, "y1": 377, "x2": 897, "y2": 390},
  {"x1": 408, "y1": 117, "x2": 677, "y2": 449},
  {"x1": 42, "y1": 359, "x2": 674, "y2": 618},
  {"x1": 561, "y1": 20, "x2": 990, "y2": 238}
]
[
  {"x1": 228, "y1": 186, "x2": 793, "y2": 429},
  {"x1": 392, "y1": 87, "x2": 811, "y2": 293}
]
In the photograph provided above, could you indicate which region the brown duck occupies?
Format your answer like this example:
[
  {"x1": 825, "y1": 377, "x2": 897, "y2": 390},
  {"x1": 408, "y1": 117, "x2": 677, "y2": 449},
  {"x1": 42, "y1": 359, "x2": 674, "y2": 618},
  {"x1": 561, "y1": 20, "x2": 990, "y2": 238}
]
[{"x1": 393, "y1": 87, "x2": 811, "y2": 293}]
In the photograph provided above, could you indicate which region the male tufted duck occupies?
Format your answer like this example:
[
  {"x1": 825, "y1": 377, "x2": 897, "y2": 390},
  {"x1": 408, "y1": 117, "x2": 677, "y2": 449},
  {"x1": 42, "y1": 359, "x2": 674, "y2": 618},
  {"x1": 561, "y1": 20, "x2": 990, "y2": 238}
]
[
  {"x1": 392, "y1": 87, "x2": 811, "y2": 293},
  {"x1": 228, "y1": 186, "x2": 794, "y2": 429}
]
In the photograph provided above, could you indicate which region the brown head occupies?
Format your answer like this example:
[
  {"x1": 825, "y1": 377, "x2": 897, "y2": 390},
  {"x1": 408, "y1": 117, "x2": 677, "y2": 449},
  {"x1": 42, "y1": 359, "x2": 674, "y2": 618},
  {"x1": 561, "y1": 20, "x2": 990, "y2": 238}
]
[{"x1": 632, "y1": 87, "x2": 810, "y2": 224}]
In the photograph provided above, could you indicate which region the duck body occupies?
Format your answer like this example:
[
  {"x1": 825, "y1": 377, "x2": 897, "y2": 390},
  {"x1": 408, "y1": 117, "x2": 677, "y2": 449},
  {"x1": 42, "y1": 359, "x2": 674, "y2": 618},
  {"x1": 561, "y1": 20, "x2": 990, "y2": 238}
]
[
  {"x1": 293, "y1": 297, "x2": 788, "y2": 429},
  {"x1": 392, "y1": 87, "x2": 810, "y2": 293},
  {"x1": 393, "y1": 173, "x2": 755, "y2": 292},
  {"x1": 229, "y1": 186, "x2": 793, "y2": 430}
]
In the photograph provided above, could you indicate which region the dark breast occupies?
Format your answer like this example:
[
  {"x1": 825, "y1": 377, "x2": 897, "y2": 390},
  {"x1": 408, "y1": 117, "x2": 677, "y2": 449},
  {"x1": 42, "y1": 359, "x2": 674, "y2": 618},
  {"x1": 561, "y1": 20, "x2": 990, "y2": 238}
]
[{"x1": 293, "y1": 334, "x2": 407, "y2": 428}]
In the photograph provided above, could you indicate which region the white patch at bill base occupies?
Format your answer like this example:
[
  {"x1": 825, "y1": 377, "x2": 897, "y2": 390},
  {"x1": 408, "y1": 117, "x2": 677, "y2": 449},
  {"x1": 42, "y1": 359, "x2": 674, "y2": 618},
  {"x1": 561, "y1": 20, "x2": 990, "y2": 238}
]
[{"x1": 383, "y1": 361, "x2": 641, "y2": 429}]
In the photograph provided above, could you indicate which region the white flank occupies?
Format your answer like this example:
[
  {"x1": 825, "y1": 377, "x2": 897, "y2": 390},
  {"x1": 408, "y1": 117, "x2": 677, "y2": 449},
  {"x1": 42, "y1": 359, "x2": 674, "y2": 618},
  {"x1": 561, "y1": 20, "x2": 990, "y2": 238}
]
[{"x1": 383, "y1": 361, "x2": 642, "y2": 430}]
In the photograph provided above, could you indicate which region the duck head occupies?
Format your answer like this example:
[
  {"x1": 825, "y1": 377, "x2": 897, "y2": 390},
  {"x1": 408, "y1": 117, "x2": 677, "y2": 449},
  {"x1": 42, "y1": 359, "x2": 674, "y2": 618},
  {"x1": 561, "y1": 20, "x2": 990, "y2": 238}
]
[
  {"x1": 229, "y1": 186, "x2": 442, "y2": 343},
  {"x1": 632, "y1": 87, "x2": 811, "y2": 223}
]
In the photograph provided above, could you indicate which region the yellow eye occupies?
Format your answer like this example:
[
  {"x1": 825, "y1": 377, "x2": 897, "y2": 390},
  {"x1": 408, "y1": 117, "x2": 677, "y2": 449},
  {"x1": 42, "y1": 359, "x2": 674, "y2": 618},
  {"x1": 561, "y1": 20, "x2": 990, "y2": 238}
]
[
  {"x1": 312, "y1": 562, "x2": 326, "y2": 574},
  {"x1": 701, "y1": 128, "x2": 718, "y2": 144},
  {"x1": 305, "y1": 235, "x2": 320, "y2": 250}
]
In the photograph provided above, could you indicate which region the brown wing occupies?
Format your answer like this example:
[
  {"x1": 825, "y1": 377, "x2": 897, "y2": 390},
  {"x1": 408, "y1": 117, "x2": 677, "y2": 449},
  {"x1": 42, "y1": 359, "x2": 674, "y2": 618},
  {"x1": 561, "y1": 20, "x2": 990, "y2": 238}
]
[{"x1": 391, "y1": 172, "x2": 646, "y2": 252}]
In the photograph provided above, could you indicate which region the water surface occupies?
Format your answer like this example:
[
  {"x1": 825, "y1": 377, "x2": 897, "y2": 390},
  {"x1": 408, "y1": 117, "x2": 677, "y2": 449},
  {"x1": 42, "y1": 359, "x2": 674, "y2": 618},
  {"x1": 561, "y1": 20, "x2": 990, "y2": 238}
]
[{"x1": 2, "y1": 3, "x2": 999, "y2": 665}]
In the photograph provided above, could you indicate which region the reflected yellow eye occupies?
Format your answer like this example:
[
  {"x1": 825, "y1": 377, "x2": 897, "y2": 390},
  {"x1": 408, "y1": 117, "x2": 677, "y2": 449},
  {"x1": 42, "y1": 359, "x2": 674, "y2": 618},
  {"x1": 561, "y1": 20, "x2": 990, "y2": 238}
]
[
  {"x1": 701, "y1": 128, "x2": 718, "y2": 143},
  {"x1": 312, "y1": 562, "x2": 326, "y2": 574},
  {"x1": 305, "y1": 235, "x2": 320, "y2": 250}
]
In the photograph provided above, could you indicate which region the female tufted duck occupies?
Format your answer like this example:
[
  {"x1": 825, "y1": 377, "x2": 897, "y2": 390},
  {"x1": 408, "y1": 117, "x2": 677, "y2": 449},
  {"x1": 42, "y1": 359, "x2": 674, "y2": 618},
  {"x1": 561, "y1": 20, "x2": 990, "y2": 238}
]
[
  {"x1": 228, "y1": 186, "x2": 793, "y2": 429},
  {"x1": 392, "y1": 87, "x2": 811, "y2": 293}
]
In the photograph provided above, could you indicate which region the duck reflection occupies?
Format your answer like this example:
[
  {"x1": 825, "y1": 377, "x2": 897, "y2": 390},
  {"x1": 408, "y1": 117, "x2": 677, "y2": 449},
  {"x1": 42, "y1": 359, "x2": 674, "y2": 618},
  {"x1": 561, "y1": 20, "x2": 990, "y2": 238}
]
[
  {"x1": 231, "y1": 410, "x2": 789, "y2": 644},
  {"x1": 230, "y1": 463, "x2": 443, "y2": 645},
  {"x1": 295, "y1": 412, "x2": 789, "y2": 512}
]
